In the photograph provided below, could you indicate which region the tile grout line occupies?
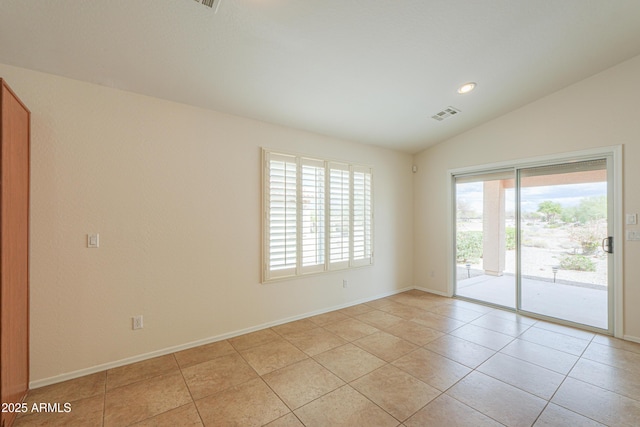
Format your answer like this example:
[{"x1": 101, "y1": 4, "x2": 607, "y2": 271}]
[
  {"x1": 394, "y1": 299, "x2": 549, "y2": 425},
  {"x1": 363, "y1": 301, "x2": 486, "y2": 424},
  {"x1": 231, "y1": 334, "x2": 302, "y2": 425},
  {"x1": 101, "y1": 370, "x2": 107, "y2": 427},
  {"x1": 300, "y1": 296, "x2": 606, "y2": 425},
  {"x1": 174, "y1": 353, "x2": 207, "y2": 427},
  {"x1": 532, "y1": 333, "x2": 601, "y2": 427}
]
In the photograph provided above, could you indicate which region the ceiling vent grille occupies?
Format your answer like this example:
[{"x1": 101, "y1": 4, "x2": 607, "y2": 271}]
[
  {"x1": 431, "y1": 106, "x2": 461, "y2": 121},
  {"x1": 194, "y1": 0, "x2": 221, "y2": 12}
]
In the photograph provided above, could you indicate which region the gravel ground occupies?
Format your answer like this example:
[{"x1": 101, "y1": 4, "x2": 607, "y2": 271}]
[
  {"x1": 457, "y1": 220, "x2": 609, "y2": 288},
  {"x1": 458, "y1": 247, "x2": 608, "y2": 288}
]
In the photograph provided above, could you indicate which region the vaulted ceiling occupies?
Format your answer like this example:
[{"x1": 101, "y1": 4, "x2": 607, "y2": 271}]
[{"x1": 2, "y1": 1, "x2": 640, "y2": 153}]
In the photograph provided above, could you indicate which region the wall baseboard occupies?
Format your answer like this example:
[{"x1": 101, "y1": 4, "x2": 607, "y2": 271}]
[
  {"x1": 29, "y1": 286, "x2": 414, "y2": 389},
  {"x1": 413, "y1": 286, "x2": 450, "y2": 297},
  {"x1": 623, "y1": 334, "x2": 640, "y2": 344}
]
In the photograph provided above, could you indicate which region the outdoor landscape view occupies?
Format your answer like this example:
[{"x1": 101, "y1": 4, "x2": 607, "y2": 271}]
[{"x1": 455, "y1": 171, "x2": 609, "y2": 329}]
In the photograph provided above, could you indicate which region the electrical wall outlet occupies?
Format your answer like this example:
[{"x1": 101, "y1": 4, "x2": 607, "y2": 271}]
[
  {"x1": 343, "y1": 279, "x2": 348, "y2": 288},
  {"x1": 132, "y1": 315, "x2": 143, "y2": 330},
  {"x1": 627, "y1": 231, "x2": 640, "y2": 241}
]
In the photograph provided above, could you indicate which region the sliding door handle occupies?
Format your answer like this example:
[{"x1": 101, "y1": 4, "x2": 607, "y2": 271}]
[{"x1": 602, "y1": 236, "x2": 613, "y2": 254}]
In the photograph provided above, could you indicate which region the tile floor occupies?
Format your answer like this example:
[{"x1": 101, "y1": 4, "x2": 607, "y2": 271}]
[{"x1": 14, "y1": 290, "x2": 640, "y2": 427}]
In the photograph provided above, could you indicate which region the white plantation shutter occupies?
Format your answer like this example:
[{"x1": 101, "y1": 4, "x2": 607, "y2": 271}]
[
  {"x1": 352, "y1": 166, "x2": 373, "y2": 266},
  {"x1": 265, "y1": 153, "x2": 297, "y2": 279},
  {"x1": 329, "y1": 163, "x2": 350, "y2": 269},
  {"x1": 301, "y1": 158, "x2": 325, "y2": 273},
  {"x1": 263, "y1": 149, "x2": 373, "y2": 281}
]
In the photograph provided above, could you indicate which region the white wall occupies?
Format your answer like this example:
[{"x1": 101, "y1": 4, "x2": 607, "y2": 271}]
[
  {"x1": 0, "y1": 64, "x2": 414, "y2": 385},
  {"x1": 414, "y1": 54, "x2": 640, "y2": 341}
]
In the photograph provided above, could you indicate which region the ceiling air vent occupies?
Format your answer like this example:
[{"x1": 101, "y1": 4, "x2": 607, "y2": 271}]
[
  {"x1": 194, "y1": 0, "x2": 221, "y2": 12},
  {"x1": 431, "y1": 106, "x2": 461, "y2": 121}
]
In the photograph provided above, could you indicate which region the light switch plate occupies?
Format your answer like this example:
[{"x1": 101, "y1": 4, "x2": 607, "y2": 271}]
[
  {"x1": 626, "y1": 213, "x2": 638, "y2": 225},
  {"x1": 88, "y1": 233, "x2": 99, "y2": 248}
]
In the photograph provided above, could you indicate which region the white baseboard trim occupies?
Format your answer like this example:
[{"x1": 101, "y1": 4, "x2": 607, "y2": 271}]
[
  {"x1": 413, "y1": 286, "x2": 450, "y2": 297},
  {"x1": 29, "y1": 286, "x2": 413, "y2": 389},
  {"x1": 623, "y1": 334, "x2": 640, "y2": 344}
]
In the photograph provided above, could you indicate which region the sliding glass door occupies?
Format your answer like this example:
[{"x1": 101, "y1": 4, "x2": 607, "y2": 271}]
[
  {"x1": 454, "y1": 156, "x2": 613, "y2": 332},
  {"x1": 455, "y1": 170, "x2": 516, "y2": 308},
  {"x1": 518, "y1": 159, "x2": 611, "y2": 329}
]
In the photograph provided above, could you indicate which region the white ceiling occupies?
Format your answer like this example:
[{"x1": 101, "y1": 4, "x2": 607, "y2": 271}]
[{"x1": 2, "y1": 1, "x2": 640, "y2": 153}]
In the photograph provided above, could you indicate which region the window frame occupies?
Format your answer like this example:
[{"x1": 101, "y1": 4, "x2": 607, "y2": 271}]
[{"x1": 262, "y1": 149, "x2": 374, "y2": 282}]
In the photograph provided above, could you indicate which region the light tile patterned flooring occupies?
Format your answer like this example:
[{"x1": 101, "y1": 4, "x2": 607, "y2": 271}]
[{"x1": 14, "y1": 290, "x2": 640, "y2": 426}]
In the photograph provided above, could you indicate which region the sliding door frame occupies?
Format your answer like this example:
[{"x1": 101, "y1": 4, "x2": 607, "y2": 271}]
[{"x1": 447, "y1": 145, "x2": 623, "y2": 337}]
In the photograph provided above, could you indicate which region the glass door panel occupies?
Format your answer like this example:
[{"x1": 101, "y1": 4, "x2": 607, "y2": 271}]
[
  {"x1": 518, "y1": 159, "x2": 610, "y2": 330},
  {"x1": 455, "y1": 171, "x2": 516, "y2": 308}
]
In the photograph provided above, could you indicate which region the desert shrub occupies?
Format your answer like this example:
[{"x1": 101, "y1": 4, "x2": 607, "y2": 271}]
[
  {"x1": 456, "y1": 231, "x2": 483, "y2": 263},
  {"x1": 568, "y1": 221, "x2": 605, "y2": 255},
  {"x1": 560, "y1": 254, "x2": 596, "y2": 272},
  {"x1": 521, "y1": 234, "x2": 548, "y2": 249},
  {"x1": 530, "y1": 239, "x2": 549, "y2": 249},
  {"x1": 580, "y1": 240, "x2": 600, "y2": 255},
  {"x1": 505, "y1": 227, "x2": 516, "y2": 250}
]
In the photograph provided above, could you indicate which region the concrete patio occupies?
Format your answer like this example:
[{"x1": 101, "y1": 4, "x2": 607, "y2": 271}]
[{"x1": 456, "y1": 273, "x2": 608, "y2": 330}]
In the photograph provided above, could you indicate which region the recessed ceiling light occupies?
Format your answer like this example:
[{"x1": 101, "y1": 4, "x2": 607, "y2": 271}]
[{"x1": 457, "y1": 82, "x2": 476, "y2": 94}]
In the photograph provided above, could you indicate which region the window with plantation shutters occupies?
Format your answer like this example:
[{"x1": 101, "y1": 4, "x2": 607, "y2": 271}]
[
  {"x1": 352, "y1": 166, "x2": 372, "y2": 266},
  {"x1": 301, "y1": 158, "x2": 325, "y2": 273},
  {"x1": 263, "y1": 149, "x2": 373, "y2": 282},
  {"x1": 329, "y1": 163, "x2": 350, "y2": 268},
  {"x1": 265, "y1": 153, "x2": 297, "y2": 279}
]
